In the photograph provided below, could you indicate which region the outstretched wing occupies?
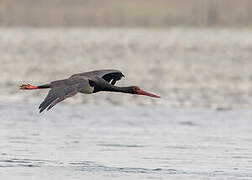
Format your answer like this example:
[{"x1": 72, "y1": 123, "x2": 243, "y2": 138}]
[
  {"x1": 70, "y1": 69, "x2": 124, "y2": 85},
  {"x1": 39, "y1": 76, "x2": 89, "y2": 113},
  {"x1": 38, "y1": 86, "x2": 78, "y2": 113}
]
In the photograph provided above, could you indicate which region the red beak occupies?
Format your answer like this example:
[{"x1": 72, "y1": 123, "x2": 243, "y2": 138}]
[{"x1": 137, "y1": 89, "x2": 160, "y2": 98}]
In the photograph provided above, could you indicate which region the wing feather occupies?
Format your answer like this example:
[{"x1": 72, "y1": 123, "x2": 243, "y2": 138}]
[
  {"x1": 46, "y1": 89, "x2": 78, "y2": 111},
  {"x1": 39, "y1": 76, "x2": 89, "y2": 113},
  {"x1": 70, "y1": 69, "x2": 124, "y2": 85}
]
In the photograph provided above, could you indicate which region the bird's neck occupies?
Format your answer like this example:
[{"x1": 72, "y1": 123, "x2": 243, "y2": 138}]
[{"x1": 101, "y1": 86, "x2": 133, "y2": 94}]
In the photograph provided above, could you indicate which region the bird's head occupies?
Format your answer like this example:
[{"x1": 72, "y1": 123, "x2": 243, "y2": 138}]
[{"x1": 131, "y1": 86, "x2": 160, "y2": 98}]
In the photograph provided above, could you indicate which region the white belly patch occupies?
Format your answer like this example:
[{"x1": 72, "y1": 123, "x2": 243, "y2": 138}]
[{"x1": 79, "y1": 85, "x2": 94, "y2": 94}]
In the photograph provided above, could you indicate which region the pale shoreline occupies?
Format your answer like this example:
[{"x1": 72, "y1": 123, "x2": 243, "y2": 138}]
[{"x1": 0, "y1": 28, "x2": 251, "y2": 109}]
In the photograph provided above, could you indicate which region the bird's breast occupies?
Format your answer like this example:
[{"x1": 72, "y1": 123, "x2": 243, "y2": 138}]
[{"x1": 79, "y1": 85, "x2": 94, "y2": 94}]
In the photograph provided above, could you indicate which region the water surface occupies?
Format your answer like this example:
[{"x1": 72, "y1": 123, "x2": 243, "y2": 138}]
[{"x1": 0, "y1": 103, "x2": 252, "y2": 179}]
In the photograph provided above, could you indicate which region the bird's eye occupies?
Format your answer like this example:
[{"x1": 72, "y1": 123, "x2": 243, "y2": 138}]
[{"x1": 132, "y1": 86, "x2": 140, "y2": 92}]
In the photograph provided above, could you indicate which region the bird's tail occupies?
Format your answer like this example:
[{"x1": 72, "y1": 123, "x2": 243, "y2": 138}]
[{"x1": 20, "y1": 84, "x2": 50, "y2": 90}]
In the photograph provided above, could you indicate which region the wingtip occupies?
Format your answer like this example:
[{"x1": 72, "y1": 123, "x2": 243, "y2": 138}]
[{"x1": 38, "y1": 105, "x2": 45, "y2": 113}]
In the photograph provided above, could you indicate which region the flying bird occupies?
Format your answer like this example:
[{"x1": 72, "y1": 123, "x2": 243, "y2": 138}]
[{"x1": 20, "y1": 69, "x2": 160, "y2": 113}]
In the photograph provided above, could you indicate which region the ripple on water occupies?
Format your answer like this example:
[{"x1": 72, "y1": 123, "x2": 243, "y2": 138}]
[
  {"x1": 68, "y1": 161, "x2": 186, "y2": 175},
  {"x1": 1, "y1": 104, "x2": 252, "y2": 179},
  {"x1": 0, "y1": 158, "x2": 56, "y2": 168},
  {"x1": 99, "y1": 143, "x2": 146, "y2": 148}
]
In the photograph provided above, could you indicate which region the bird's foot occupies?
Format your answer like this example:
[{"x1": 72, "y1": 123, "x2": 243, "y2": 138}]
[{"x1": 20, "y1": 84, "x2": 38, "y2": 90}]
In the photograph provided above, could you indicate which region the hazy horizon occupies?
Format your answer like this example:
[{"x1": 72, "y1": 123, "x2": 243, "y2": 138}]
[{"x1": 0, "y1": 0, "x2": 252, "y2": 28}]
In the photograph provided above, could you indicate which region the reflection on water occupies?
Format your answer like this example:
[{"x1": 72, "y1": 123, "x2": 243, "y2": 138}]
[{"x1": 0, "y1": 103, "x2": 252, "y2": 179}]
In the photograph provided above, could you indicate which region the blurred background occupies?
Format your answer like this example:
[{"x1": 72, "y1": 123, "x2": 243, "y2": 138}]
[
  {"x1": 1, "y1": 0, "x2": 252, "y2": 27},
  {"x1": 0, "y1": 0, "x2": 252, "y2": 109}
]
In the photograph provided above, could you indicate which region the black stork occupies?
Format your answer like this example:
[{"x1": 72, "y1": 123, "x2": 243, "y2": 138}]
[{"x1": 20, "y1": 69, "x2": 160, "y2": 113}]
